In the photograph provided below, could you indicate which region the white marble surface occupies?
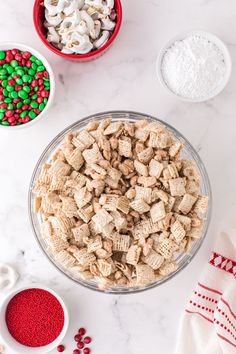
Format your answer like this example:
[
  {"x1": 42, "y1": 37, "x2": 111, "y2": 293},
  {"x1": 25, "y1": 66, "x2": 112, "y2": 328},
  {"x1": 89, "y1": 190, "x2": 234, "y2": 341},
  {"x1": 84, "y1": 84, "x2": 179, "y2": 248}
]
[{"x1": 0, "y1": 0, "x2": 236, "y2": 353}]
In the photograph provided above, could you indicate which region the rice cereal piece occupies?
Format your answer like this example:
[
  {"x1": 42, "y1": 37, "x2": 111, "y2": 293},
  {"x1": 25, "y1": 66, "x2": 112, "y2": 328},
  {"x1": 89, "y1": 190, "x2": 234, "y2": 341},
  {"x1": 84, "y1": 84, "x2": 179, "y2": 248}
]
[
  {"x1": 55, "y1": 250, "x2": 76, "y2": 268},
  {"x1": 82, "y1": 143, "x2": 103, "y2": 164},
  {"x1": 107, "y1": 167, "x2": 122, "y2": 181},
  {"x1": 69, "y1": 171, "x2": 88, "y2": 188},
  {"x1": 185, "y1": 180, "x2": 200, "y2": 195},
  {"x1": 72, "y1": 224, "x2": 90, "y2": 243},
  {"x1": 104, "y1": 122, "x2": 122, "y2": 135},
  {"x1": 135, "y1": 264, "x2": 155, "y2": 285},
  {"x1": 132, "y1": 219, "x2": 159, "y2": 239},
  {"x1": 187, "y1": 227, "x2": 203, "y2": 239},
  {"x1": 90, "y1": 163, "x2": 107, "y2": 176},
  {"x1": 169, "y1": 141, "x2": 182, "y2": 158},
  {"x1": 65, "y1": 147, "x2": 84, "y2": 171},
  {"x1": 178, "y1": 193, "x2": 197, "y2": 214},
  {"x1": 102, "y1": 194, "x2": 119, "y2": 211},
  {"x1": 74, "y1": 187, "x2": 92, "y2": 209},
  {"x1": 61, "y1": 196, "x2": 78, "y2": 217},
  {"x1": 142, "y1": 249, "x2": 164, "y2": 270},
  {"x1": 159, "y1": 261, "x2": 178, "y2": 276},
  {"x1": 193, "y1": 196, "x2": 209, "y2": 217},
  {"x1": 111, "y1": 211, "x2": 127, "y2": 231},
  {"x1": 137, "y1": 176, "x2": 156, "y2": 187},
  {"x1": 135, "y1": 186, "x2": 152, "y2": 204},
  {"x1": 134, "y1": 160, "x2": 148, "y2": 176},
  {"x1": 46, "y1": 236, "x2": 69, "y2": 253},
  {"x1": 48, "y1": 160, "x2": 71, "y2": 176},
  {"x1": 169, "y1": 178, "x2": 186, "y2": 197},
  {"x1": 171, "y1": 220, "x2": 186, "y2": 243},
  {"x1": 38, "y1": 163, "x2": 51, "y2": 184},
  {"x1": 74, "y1": 248, "x2": 96, "y2": 266},
  {"x1": 112, "y1": 234, "x2": 130, "y2": 252},
  {"x1": 42, "y1": 220, "x2": 53, "y2": 238},
  {"x1": 118, "y1": 138, "x2": 132, "y2": 158},
  {"x1": 174, "y1": 214, "x2": 192, "y2": 231},
  {"x1": 50, "y1": 174, "x2": 66, "y2": 191},
  {"x1": 134, "y1": 128, "x2": 149, "y2": 142},
  {"x1": 87, "y1": 236, "x2": 103, "y2": 253},
  {"x1": 138, "y1": 147, "x2": 153, "y2": 164},
  {"x1": 77, "y1": 130, "x2": 95, "y2": 148},
  {"x1": 34, "y1": 196, "x2": 42, "y2": 212},
  {"x1": 167, "y1": 163, "x2": 179, "y2": 178},
  {"x1": 158, "y1": 212, "x2": 172, "y2": 231},
  {"x1": 97, "y1": 259, "x2": 115, "y2": 277},
  {"x1": 149, "y1": 159, "x2": 163, "y2": 178},
  {"x1": 156, "y1": 190, "x2": 169, "y2": 204},
  {"x1": 116, "y1": 196, "x2": 130, "y2": 214},
  {"x1": 71, "y1": 136, "x2": 86, "y2": 151},
  {"x1": 156, "y1": 238, "x2": 175, "y2": 259},
  {"x1": 150, "y1": 201, "x2": 166, "y2": 223},
  {"x1": 130, "y1": 199, "x2": 150, "y2": 213},
  {"x1": 126, "y1": 245, "x2": 142, "y2": 266},
  {"x1": 77, "y1": 205, "x2": 94, "y2": 223},
  {"x1": 92, "y1": 208, "x2": 113, "y2": 227}
]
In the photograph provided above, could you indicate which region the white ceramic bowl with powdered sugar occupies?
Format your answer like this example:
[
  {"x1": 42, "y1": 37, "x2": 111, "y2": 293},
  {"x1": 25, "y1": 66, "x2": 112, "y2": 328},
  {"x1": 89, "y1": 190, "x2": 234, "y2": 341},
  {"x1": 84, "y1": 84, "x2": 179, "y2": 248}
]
[{"x1": 157, "y1": 31, "x2": 232, "y2": 102}]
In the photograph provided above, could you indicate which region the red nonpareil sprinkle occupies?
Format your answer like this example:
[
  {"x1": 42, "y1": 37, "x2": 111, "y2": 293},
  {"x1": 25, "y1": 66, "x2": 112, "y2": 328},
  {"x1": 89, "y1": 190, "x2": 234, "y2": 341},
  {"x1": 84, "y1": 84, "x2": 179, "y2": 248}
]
[
  {"x1": 77, "y1": 342, "x2": 84, "y2": 349},
  {"x1": 57, "y1": 344, "x2": 65, "y2": 352},
  {"x1": 5, "y1": 288, "x2": 64, "y2": 347},
  {"x1": 84, "y1": 337, "x2": 92, "y2": 344},
  {"x1": 83, "y1": 348, "x2": 91, "y2": 354},
  {"x1": 78, "y1": 328, "x2": 86, "y2": 336}
]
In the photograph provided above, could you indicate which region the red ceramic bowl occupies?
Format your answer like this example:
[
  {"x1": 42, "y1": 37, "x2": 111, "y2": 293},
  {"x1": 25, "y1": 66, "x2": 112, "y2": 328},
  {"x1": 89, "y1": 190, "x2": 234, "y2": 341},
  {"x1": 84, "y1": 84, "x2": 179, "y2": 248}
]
[{"x1": 33, "y1": 0, "x2": 122, "y2": 62}]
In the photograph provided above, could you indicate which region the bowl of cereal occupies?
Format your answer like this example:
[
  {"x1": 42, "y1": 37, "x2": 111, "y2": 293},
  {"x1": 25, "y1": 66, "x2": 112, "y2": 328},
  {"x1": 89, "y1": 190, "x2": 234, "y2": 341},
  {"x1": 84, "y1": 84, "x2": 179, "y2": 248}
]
[
  {"x1": 33, "y1": 0, "x2": 122, "y2": 62},
  {"x1": 29, "y1": 111, "x2": 211, "y2": 294}
]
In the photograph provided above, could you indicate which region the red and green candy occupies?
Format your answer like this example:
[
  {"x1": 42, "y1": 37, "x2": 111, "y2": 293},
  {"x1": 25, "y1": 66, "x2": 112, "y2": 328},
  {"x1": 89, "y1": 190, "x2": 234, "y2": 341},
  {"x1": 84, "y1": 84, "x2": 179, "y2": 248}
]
[{"x1": 0, "y1": 49, "x2": 50, "y2": 126}]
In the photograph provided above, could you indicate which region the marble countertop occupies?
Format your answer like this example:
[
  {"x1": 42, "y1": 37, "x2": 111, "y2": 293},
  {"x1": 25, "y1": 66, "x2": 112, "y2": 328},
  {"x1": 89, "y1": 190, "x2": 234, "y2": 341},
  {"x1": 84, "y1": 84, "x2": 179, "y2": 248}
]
[{"x1": 0, "y1": 0, "x2": 236, "y2": 353}]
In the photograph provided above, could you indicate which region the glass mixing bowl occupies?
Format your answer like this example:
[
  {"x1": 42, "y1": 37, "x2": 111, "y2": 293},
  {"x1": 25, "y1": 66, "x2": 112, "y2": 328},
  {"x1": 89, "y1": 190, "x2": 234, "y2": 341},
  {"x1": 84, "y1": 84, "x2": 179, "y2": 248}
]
[{"x1": 28, "y1": 111, "x2": 212, "y2": 294}]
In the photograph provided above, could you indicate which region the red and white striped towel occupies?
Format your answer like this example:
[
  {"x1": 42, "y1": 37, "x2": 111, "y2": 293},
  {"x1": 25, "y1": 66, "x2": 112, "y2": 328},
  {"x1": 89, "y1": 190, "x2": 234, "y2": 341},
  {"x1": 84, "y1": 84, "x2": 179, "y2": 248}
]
[{"x1": 176, "y1": 232, "x2": 236, "y2": 354}]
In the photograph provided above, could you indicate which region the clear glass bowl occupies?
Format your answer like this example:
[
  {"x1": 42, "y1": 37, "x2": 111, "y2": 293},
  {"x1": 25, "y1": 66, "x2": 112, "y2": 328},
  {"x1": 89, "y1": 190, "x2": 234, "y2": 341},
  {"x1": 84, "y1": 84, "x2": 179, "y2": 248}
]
[{"x1": 28, "y1": 111, "x2": 212, "y2": 294}]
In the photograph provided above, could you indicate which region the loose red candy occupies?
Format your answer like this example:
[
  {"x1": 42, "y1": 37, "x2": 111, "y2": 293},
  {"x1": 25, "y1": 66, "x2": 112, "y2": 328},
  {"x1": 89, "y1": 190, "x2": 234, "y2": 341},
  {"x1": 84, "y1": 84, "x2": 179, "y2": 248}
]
[
  {"x1": 57, "y1": 345, "x2": 65, "y2": 352},
  {"x1": 84, "y1": 337, "x2": 92, "y2": 344},
  {"x1": 26, "y1": 60, "x2": 31, "y2": 68},
  {"x1": 83, "y1": 349, "x2": 91, "y2": 354},
  {"x1": 78, "y1": 328, "x2": 86, "y2": 336},
  {"x1": 15, "y1": 54, "x2": 22, "y2": 61},
  {"x1": 74, "y1": 334, "x2": 82, "y2": 342},
  {"x1": 11, "y1": 48, "x2": 19, "y2": 56},
  {"x1": 5, "y1": 110, "x2": 13, "y2": 118},
  {"x1": 73, "y1": 350, "x2": 81, "y2": 354},
  {"x1": 22, "y1": 51, "x2": 31, "y2": 60},
  {"x1": 77, "y1": 342, "x2": 84, "y2": 349},
  {"x1": 0, "y1": 103, "x2": 7, "y2": 109}
]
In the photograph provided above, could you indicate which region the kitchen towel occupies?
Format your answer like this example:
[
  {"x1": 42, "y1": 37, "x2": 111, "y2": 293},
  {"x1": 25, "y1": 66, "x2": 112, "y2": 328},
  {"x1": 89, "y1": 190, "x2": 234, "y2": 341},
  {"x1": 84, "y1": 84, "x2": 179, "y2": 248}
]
[{"x1": 176, "y1": 231, "x2": 236, "y2": 354}]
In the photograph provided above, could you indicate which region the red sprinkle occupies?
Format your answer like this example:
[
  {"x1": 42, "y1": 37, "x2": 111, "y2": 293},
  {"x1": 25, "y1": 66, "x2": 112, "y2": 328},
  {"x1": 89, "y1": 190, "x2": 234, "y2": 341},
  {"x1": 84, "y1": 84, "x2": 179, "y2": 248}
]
[
  {"x1": 73, "y1": 350, "x2": 81, "y2": 354},
  {"x1": 5, "y1": 288, "x2": 65, "y2": 347},
  {"x1": 83, "y1": 349, "x2": 91, "y2": 354},
  {"x1": 84, "y1": 337, "x2": 92, "y2": 344},
  {"x1": 77, "y1": 342, "x2": 84, "y2": 349},
  {"x1": 78, "y1": 328, "x2": 86, "y2": 336},
  {"x1": 57, "y1": 345, "x2": 65, "y2": 352}
]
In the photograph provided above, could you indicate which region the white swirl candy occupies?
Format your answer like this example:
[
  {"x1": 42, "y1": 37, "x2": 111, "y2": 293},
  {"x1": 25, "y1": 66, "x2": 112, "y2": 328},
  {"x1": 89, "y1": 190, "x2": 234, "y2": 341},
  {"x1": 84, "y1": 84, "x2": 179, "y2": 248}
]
[{"x1": 0, "y1": 263, "x2": 19, "y2": 291}]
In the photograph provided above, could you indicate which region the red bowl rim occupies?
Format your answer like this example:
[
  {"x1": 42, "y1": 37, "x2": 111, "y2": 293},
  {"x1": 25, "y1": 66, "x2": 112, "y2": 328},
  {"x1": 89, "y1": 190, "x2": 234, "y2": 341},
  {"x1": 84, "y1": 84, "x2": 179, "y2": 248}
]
[{"x1": 33, "y1": 0, "x2": 122, "y2": 60}]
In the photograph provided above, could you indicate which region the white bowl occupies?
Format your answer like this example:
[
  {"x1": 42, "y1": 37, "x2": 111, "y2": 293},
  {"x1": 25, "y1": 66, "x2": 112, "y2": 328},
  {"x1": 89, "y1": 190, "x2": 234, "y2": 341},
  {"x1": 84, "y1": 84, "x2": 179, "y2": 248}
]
[
  {"x1": 0, "y1": 285, "x2": 69, "y2": 354},
  {"x1": 0, "y1": 42, "x2": 55, "y2": 129},
  {"x1": 156, "y1": 30, "x2": 232, "y2": 102}
]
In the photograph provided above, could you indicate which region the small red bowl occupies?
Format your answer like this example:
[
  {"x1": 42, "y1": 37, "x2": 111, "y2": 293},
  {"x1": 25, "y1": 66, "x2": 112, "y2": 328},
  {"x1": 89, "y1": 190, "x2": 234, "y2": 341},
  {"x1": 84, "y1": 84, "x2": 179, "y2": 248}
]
[{"x1": 33, "y1": 0, "x2": 122, "y2": 62}]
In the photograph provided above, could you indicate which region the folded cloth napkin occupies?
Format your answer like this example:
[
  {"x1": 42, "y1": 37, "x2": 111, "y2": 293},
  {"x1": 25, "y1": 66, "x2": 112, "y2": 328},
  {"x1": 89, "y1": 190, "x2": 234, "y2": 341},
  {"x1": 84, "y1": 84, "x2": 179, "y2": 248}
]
[{"x1": 176, "y1": 231, "x2": 236, "y2": 354}]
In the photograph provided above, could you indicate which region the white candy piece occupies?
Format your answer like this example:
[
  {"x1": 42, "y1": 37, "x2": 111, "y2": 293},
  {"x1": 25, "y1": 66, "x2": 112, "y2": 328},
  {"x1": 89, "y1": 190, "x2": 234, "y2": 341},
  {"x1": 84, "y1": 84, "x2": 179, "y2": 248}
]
[
  {"x1": 93, "y1": 30, "x2": 109, "y2": 49},
  {"x1": 44, "y1": 0, "x2": 67, "y2": 16},
  {"x1": 0, "y1": 263, "x2": 19, "y2": 291}
]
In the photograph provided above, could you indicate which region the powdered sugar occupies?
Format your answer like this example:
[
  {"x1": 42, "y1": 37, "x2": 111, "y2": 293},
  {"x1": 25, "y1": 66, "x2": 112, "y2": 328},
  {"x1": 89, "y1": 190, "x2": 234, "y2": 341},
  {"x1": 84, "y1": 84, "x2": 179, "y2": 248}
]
[{"x1": 161, "y1": 35, "x2": 226, "y2": 99}]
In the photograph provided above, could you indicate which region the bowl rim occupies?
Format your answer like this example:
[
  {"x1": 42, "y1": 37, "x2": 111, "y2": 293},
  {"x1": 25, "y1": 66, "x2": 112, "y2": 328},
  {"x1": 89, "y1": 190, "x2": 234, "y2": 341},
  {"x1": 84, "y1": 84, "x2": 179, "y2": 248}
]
[
  {"x1": 156, "y1": 30, "x2": 232, "y2": 103},
  {"x1": 0, "y1": 284, "x2": 69, "y2": 353},
  {"x1": 33, "y1": 0, "x2": 122, "y2": 60},
  {"x1": 28, "y1": 110, "x2": 212, "y2": 294},
  {"x1": 0, "y1": 41, "x2": 55, "y2": 130}
]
